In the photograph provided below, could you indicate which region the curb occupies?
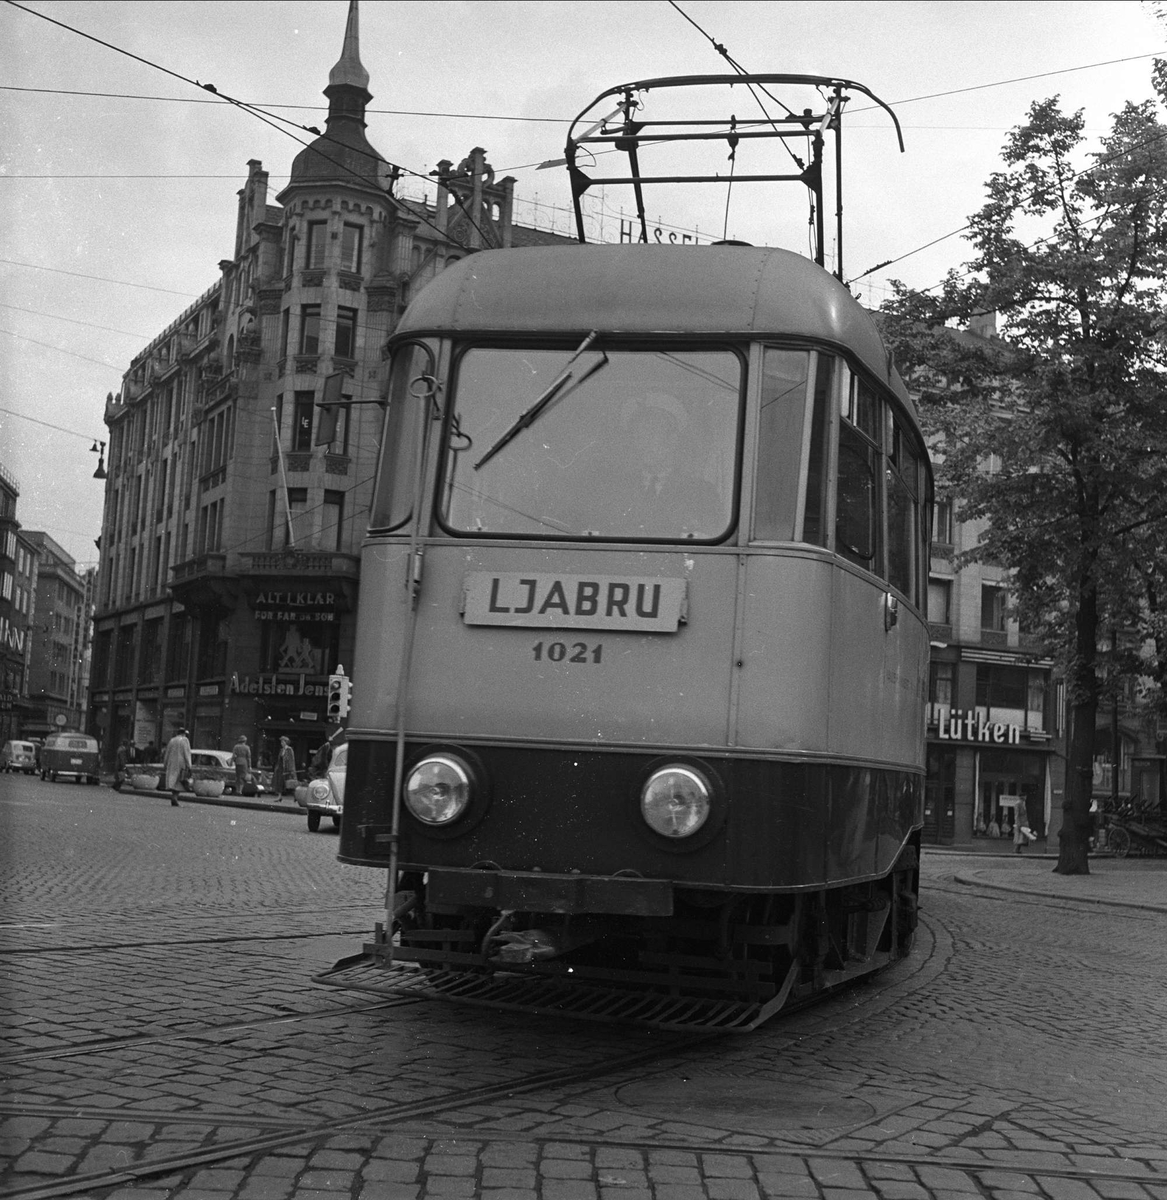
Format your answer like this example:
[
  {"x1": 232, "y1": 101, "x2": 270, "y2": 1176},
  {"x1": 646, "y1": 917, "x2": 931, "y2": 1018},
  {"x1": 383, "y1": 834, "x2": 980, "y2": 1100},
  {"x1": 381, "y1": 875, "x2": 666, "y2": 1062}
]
[
  {"x1": 952, "y1": 869, "x2": 1167, "y2": 914},
  {"x1": 109, "y1": 783, "x2": 305, "y2": 816}
]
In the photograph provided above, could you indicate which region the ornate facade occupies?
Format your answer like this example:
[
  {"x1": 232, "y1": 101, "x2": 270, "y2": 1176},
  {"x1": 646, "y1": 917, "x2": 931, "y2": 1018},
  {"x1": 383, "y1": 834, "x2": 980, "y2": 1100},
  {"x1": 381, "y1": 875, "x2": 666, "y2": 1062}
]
[{"x1": 87, "y1": 2, "x2": 571, "y2": 770}]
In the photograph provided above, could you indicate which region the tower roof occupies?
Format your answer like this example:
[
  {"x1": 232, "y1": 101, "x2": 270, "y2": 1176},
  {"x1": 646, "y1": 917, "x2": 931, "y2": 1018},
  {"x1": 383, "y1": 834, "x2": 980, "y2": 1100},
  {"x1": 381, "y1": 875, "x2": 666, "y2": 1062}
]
[
  {"x1": 328, "y1": 0, "x2": 369, "y2": 91},
  {"x1": 281, "y1": 0, "x2": 383, "y2": 197}
]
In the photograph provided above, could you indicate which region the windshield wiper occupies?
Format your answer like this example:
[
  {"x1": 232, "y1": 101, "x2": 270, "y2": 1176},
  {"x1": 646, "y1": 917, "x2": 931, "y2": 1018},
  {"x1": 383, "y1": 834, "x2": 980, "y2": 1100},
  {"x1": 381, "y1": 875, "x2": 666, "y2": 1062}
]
[{"x1": 474, "y1": 331, "x2": 605, "y2": 470}]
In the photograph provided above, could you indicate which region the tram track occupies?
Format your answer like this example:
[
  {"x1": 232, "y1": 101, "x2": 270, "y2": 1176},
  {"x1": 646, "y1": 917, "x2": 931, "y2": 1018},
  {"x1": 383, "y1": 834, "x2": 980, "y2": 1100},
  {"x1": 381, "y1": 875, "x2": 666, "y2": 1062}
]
[
  {"x1": 0, "y1": 925, "x2": 377, "y2": 957},
  {"x1": 0, "y1": 1029, "x2": 719, "y2": 1200},
  {"x1": 0, "y1": 995, "x2": 422, "y2": 1066}
]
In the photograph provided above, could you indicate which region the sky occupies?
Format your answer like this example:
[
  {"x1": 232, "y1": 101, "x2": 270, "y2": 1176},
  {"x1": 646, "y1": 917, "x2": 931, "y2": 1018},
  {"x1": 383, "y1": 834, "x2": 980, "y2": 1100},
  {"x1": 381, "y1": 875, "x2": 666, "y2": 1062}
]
[{"x1": 1, "y1": 0, "x2": 1163, "y2": 571}]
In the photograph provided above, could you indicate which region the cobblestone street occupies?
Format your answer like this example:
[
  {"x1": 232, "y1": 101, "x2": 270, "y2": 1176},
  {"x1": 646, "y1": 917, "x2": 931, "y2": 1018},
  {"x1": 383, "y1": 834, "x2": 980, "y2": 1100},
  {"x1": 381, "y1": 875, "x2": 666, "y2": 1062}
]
[{"x1": 2, "y1": 775, "x2": 1165, "y2": 1200}]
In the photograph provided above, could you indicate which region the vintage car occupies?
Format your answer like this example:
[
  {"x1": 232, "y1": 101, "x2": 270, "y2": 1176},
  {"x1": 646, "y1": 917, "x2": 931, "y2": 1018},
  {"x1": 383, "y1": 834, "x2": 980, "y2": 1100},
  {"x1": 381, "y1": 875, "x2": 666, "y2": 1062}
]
[
  {"x1": 1, "y1": 740, "x2": 38, "y2": 774},
  {"x1": 40, "y1": 732, "x2": 100, "y2": 784},
  {"x1": 298, "y1": 742, "x2": 346, "y2": 832},
  {"x1": 189, "y1": 748, "x2": 267, "y2": 795}
]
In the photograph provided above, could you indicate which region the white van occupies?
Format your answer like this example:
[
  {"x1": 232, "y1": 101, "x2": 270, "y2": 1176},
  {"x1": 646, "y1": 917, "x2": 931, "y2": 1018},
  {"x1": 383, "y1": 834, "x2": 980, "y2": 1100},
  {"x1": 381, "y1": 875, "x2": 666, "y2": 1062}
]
[{"x1": 1, "y1": 740, "x2": 38, "y2": 774}]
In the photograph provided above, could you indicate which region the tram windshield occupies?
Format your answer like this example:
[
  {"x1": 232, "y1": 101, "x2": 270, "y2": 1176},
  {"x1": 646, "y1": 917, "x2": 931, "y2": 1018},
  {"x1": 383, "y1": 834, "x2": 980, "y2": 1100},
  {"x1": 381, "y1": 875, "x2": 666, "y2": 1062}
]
[{"x1": 439, "y1": 346, "x2": 742, "y2": 540}]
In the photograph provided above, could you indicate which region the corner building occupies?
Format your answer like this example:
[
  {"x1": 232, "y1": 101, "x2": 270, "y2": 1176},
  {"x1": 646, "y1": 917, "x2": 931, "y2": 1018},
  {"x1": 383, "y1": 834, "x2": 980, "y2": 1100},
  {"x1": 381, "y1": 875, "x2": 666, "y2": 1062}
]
[{"x1": 88, "y1": 2, "x2": 571, "y2": 770}]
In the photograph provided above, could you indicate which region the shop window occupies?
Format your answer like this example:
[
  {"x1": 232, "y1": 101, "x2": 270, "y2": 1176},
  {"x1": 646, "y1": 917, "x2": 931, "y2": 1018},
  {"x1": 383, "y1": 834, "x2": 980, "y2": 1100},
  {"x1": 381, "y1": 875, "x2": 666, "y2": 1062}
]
[
  {"x1": 976, "y1": 749, "x2": 1046, "y2": 840},
  {"x1": 259, "y1": 619, "x2": 339, "y2": 675}
]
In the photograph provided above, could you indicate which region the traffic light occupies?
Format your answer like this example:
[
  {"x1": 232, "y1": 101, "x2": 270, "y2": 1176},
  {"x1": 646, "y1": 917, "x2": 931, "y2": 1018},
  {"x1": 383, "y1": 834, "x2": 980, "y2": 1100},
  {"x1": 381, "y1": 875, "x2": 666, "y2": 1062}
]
[{"x1": 327, "y1": 666, "x2": 351, "y2": 722}]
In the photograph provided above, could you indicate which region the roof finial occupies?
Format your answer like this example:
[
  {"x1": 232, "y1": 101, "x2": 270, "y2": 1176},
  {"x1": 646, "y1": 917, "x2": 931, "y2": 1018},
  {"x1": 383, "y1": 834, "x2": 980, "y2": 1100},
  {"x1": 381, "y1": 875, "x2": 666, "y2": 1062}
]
[{"x1": 328, "y1": 0, "x2": 370, "y2": 92}]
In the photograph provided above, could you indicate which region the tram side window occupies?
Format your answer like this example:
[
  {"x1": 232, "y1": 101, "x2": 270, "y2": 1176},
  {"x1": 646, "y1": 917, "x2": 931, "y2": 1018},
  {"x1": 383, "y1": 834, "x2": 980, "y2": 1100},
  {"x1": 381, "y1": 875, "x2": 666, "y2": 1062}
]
[
  {"x1": 753, "y1": 348, "x2": 810, "y2": 541},
  {"x1": 801, "y1": 355, "x2": 834, "y2": 547},
  {"x1": 835, "y1": 378, "x2": 881, "y2": 572},
  {"x1": 370, "y1": 343, "x2": 433, "y2": 531},
  {"x1": 886, "y1": 412, "x2": 921, "y2": 600}
]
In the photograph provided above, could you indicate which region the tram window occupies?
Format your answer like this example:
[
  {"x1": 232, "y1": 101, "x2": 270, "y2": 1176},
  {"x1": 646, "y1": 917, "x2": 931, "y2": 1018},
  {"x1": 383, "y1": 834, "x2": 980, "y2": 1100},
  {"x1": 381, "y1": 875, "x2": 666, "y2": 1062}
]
[
  {"x1": 886, "y1": 414, "x2": 921, "y2": 599},
  {"x1": 801, "y1": 356, "x2": 834, "y2": 547},
  {"x1": 369, "y1": 343, "x2": 433, "y2": 531},
  {"x1": 753, "y1": 349, "x2": 810, "y2": 541},
  {"x1": 440, "y1": 346, "x2": 740, "y2": 541},
  {"x1": 836, "y1": 422, "x2": 879, "y2": 570},
  {"x1": 845, "y1": 377, "x2": 881, "y2": 442}
]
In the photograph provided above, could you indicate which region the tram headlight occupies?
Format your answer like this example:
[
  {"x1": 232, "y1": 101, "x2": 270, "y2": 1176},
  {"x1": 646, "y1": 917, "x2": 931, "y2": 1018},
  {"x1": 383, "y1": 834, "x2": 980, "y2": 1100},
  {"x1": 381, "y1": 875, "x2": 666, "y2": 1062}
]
[
  {"x1": 404, "y1": 754, "x2": 472, "y2": 825},
  {"x1": 640, "y1": 765, "x2": 712, "y2": 838}
]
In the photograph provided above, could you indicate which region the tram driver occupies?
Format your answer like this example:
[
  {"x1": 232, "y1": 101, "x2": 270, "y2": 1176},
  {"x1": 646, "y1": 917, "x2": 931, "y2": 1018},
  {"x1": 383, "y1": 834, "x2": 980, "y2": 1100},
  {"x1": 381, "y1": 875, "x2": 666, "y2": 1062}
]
[{"x1": 593, "y1": 391, "x2": 725, "y2": 538}]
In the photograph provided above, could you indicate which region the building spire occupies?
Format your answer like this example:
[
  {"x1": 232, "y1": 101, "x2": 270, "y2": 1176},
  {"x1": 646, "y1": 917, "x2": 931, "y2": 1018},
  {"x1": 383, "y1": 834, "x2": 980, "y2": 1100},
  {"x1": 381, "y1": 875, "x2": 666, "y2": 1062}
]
[{"x1": 328, "y1": 0, "x2": 370, "y2": 93}]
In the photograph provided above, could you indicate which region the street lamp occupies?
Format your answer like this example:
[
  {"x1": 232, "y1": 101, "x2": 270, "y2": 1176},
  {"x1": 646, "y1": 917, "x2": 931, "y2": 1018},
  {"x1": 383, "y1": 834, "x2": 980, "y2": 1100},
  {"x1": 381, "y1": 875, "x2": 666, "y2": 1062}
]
[{"x1": 91, "y1": 441, "x2": 107, "y2": 480}]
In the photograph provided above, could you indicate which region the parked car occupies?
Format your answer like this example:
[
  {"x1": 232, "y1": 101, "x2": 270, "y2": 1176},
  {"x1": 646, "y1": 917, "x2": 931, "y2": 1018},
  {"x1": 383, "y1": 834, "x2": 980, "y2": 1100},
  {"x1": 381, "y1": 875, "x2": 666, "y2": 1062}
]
[
  {"x1": 298, "y1": 742, "x2": 346, "y2": 832},
  {"x1": 190, "y1": 748, "x2": 265, "y2": 795},
  {"x1": 1, "y1": 740, "x2": 38, "y2": 774},
  {"x1": 40, "y1": 732, "x2": 100, "y2": 784}
]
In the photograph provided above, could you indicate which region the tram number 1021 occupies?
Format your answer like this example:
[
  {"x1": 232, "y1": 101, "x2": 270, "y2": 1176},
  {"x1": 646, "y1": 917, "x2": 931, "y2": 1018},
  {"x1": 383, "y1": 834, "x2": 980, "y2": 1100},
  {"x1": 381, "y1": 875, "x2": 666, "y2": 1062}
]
[{"x1": 532, "y1": 641, "x2": 603, "y2": 664}]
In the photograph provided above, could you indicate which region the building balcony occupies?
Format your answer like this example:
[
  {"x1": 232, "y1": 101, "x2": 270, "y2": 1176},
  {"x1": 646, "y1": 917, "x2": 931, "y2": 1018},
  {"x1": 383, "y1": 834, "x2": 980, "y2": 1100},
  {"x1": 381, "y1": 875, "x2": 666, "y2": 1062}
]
[
  {"x1": 169, "y1": 552, "x2": 237, "y2": 611},
  {"x1": 171, "y1": 552, "x2": 227, "y2": 583}
]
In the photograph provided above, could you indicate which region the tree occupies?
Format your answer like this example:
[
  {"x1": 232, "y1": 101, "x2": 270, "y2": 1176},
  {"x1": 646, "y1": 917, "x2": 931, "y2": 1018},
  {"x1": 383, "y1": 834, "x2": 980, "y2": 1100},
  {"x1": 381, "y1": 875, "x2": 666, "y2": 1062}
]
[{"x1": 880, "y1": 88, "x2": 1167, "y2": 875}]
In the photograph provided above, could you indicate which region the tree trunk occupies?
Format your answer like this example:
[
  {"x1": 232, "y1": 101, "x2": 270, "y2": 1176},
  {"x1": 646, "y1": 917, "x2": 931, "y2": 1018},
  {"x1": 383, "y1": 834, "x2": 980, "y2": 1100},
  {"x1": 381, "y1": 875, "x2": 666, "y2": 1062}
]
[{"x1": 1055, "y1": 586, "x2": 1099, "y2": 876}]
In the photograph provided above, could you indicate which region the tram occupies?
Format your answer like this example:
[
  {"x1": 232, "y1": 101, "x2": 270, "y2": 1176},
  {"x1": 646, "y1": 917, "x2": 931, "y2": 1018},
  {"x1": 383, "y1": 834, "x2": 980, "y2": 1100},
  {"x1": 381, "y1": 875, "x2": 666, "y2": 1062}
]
[{"x1": 331, "y1": 76, "x2": 932, "y2": 1031}]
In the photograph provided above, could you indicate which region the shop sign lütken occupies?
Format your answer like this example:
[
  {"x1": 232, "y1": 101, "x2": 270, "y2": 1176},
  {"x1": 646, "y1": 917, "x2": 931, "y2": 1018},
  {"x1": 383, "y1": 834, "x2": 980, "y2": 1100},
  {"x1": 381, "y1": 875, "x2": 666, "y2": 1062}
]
[
  {"x1": 230, "y1": 673, "x2": 329, "y2": 699},
  {"x1": 935, "y1": 708, "x2": 1022, "y2": 745}
]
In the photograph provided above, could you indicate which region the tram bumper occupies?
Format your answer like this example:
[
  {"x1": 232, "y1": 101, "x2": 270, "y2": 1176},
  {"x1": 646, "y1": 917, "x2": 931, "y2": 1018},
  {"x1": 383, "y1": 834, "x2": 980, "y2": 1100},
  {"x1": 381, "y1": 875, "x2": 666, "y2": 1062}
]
[{"x1": 425, "y1": 867, "x2": 674, "y2": 917}]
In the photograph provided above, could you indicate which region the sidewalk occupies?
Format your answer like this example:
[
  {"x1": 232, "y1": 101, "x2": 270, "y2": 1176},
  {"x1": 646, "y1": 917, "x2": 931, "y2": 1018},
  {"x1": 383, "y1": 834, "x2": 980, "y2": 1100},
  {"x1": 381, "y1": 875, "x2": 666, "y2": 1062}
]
[
  {"x1": 927, "y1": 848, "x2": 1167, "y2": 913},
  {"x1": 104, "y1": 779, "x2": 304, "y2": 816}
]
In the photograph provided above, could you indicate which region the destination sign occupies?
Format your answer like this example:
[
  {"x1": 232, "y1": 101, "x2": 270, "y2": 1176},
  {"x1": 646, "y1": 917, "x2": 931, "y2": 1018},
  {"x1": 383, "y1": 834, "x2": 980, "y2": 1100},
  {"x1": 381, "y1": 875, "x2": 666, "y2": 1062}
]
[{"x1": 462, "y1": 572, "x2": 687, "y2": 632}]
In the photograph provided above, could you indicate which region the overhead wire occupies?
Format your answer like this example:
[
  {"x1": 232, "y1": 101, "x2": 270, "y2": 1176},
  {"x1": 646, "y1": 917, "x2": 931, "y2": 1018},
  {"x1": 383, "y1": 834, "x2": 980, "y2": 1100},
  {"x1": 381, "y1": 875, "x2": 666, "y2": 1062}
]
[
  {"x1": 4, "y1": 0, "x2": 496, "y2": 250},
  {"x1": 0, "y1": 405, "x2": 105, "y2": 442},
  {"x1": 0, "y1": 302, "x2": 151, "y2": 340},
  {"x1": 0, "y1": 328, "x2": 124, "y2": 371},
  {"x1": 0, "y1": 257, "x2": 199, "y2": 297}
]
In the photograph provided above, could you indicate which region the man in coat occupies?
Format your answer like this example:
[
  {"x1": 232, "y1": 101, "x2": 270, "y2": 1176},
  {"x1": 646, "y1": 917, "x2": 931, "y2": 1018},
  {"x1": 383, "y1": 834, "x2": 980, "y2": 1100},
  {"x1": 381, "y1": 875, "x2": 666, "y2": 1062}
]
[{"x1": 163, "y1": 728, "x2": 192, "y2": 807}]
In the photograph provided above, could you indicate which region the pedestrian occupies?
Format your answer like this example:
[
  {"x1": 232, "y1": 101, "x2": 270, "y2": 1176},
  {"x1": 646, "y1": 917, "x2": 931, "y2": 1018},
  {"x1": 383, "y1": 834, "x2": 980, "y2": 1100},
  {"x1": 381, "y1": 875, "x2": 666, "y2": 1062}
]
[
  {"x1": 272, "y1": 735, "x2": 296, "y2": 798},
  {"x1": 310, "y1": 738, "x2": 333, "y2": 778},
  {"x1": 232, "y1": 733, "x2": 252, "y2": 791},
  {"x1": 113, "y1": 740, "x2": 131, "y2": 791},
  {"x1": 162, "y1": 728, "x2": 192, "y2": 807}
]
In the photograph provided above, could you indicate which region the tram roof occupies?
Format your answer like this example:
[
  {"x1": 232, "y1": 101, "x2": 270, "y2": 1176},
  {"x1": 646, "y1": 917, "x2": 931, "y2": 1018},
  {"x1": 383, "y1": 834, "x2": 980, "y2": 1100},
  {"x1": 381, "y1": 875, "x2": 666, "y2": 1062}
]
[{"x1": 397, "y1": 244, "x2": 912, "y2": 412}]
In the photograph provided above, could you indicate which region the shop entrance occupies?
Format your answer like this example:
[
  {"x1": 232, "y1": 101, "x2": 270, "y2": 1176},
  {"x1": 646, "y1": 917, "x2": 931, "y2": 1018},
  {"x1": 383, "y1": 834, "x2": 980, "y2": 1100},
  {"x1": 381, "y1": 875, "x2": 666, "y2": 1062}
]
[
  {"x1": 976, "y1": 750, "x2": 1046, "y2": 840},
  {"x1": 924, "y1": 746, "x2": 957, "y2": 844}
]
